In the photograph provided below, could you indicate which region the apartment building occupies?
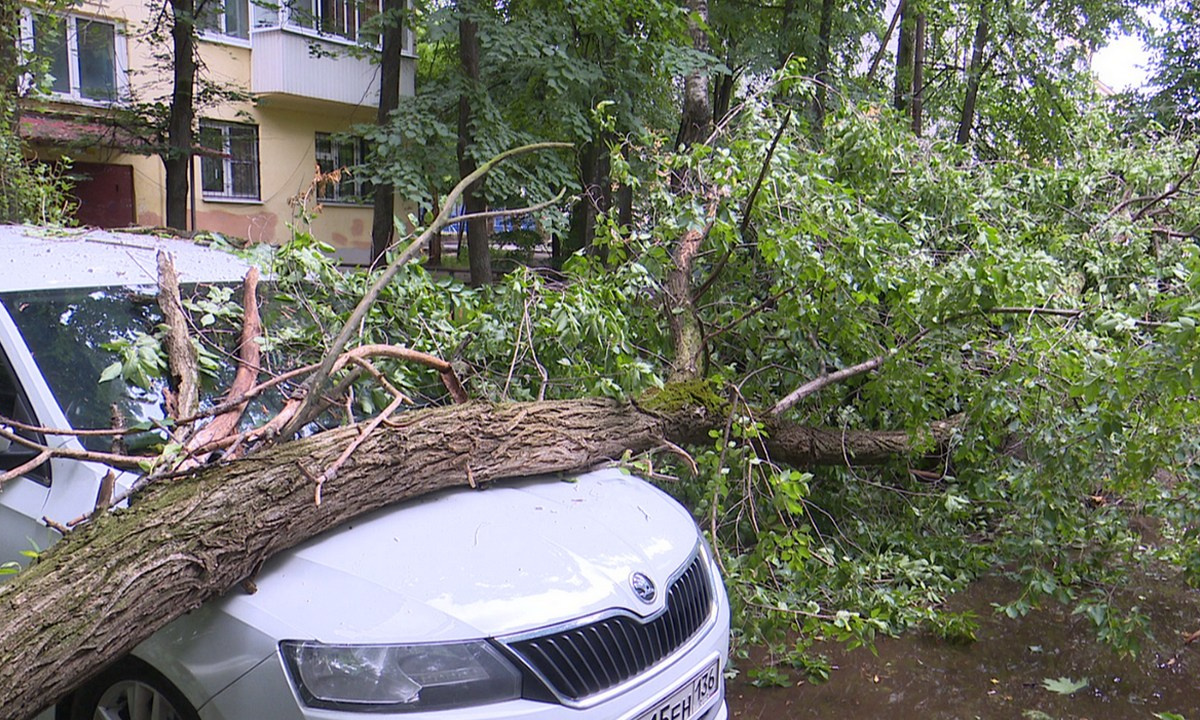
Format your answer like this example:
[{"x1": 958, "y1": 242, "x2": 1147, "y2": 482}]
[{"x1": 18, "y1": 0, "x2": 414, "y2": 262}]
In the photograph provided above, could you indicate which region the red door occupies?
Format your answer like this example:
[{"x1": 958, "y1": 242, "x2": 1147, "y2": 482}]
[{"x1": 71, "y1": 163, "x2": 136, "y2": 228}]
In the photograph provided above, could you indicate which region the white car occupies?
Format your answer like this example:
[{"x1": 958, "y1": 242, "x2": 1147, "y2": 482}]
[{"x1": 0, "y1": 227, "x2": 730, "y2": 720}]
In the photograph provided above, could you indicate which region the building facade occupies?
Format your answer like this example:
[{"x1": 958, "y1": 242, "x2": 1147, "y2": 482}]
[{"x1": 18, "y1": 0, "x2": 414, "y2": 262}]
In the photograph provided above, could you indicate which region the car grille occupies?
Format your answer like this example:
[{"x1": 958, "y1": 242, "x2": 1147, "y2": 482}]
[{"x1": 503, "y1": 553, "x2": 714, "y2": 702}]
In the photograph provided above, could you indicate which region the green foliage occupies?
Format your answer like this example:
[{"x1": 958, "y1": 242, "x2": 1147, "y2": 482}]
[
  {"x1": 197, "y1": 92, "x2": 1200, "y2": 668},
  {"x1": 1135, "y1": 0, "x2": 1200, "y2": 134},
  {"x1": 365, "y1": 0, "x2": 705, "y2": 222},
  {"x1": 266, "y1": 228, "x2": 665, "y2": 405},
  {"x1": 0, "y1": 136, "x2": 76, "y2": 225},
  {"x1": 0, "y1": 0, "x2": 75, "y2": 224},
  {"x1": 597, "y1": 93, "x2": 1200, "y2": 658},
  {"x1": 929, "y1": 611, "x2": 980, "y2": 644}
]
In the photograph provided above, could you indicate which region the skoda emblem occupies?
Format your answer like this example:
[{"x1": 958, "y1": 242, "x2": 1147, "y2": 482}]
[{"x1": 630, "y1": 572, "x2": 657, "y2": 604}]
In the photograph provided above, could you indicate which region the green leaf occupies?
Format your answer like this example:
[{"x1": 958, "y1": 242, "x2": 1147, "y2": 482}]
[
  {"x1": 98, "y1": 361, "x2": 123, "y2": 384},
  {"x1": 1041, "y1": 677, "x2": 1088, "y2": 695}
]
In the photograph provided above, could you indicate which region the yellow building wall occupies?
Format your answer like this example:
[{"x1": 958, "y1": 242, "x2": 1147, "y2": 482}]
[{"x1": 36, "y1": 0, "x2": 396, "y2": 256}]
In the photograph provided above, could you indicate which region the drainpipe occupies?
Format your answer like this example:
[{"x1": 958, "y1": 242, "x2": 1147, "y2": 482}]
[{"x1": 189, "y1": 152, "x2": 196, "y2": 232}]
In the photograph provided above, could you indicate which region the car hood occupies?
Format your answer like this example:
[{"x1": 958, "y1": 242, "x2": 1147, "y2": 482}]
[{"x1": 217, "y1": 468, "x2": 702, "y2": 643}]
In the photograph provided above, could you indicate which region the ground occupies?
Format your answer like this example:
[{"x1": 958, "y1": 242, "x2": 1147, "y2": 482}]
[{"x1": 726, "y1": 575, "x2": 1200, "y2": 720}]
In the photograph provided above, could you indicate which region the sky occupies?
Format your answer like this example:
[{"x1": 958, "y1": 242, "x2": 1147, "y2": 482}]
[{"x1": 1092, "y1": 34, "x2": 1153, "y2": 91}]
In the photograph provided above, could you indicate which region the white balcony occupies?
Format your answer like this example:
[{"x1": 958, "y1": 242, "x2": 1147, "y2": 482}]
[{"x1": 250, "y1": 27, "x2": 413, "y2": 108}]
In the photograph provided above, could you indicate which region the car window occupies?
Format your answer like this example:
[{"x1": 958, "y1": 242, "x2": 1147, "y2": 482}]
[
  {"x1": 0, "y1": 345, "x2": 49, "y2": 485},
  {"x1": 0, "y1": 285, "x2": 300, "y2": 454},
  {"x1": 3, "y1": 287, "x2": 168, "y2": 453}
]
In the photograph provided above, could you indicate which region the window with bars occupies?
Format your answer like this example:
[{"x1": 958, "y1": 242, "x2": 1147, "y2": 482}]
[
  {"x1": 315, "y1": 133, "x2": 373, "y2": 205},
  {"x1": 199, "y1": 121, "x2": 261, "y2": 201}
]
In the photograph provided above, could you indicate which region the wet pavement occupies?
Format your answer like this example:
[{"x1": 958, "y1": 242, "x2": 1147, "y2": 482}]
[{"x1": 726, "y1": 575, "x2": 1200, "y2": 719}]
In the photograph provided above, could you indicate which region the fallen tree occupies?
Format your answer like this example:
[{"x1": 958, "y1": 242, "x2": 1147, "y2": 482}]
[
  {"x1": 0, "y1": 138, "x2": 956, "y2": 719},
  {"x1": 0, "y1": 393, "x2": 950, "y2": 719}
]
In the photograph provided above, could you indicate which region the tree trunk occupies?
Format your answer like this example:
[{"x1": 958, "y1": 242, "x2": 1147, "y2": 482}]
[
  {"x1": 911, "y1": 12, "x2": 926, "y2": 135},
  {"x1": 457, "y1": 3, "x2": 491, "y2": 285},
  {"x1": 712, "y1": 70, "x2": 735, "y2": 127},
  {"x1": 165, "y1": 0, "x2": 197, "y2": 231},
  {"x1": 957, "y1": 11, "x2": 990, "y2": 145},
  {"x1": 370, "y1": 0, "x2": 406, "y2": 262},
  {"x1": 892, "y1": 0, "x2": 915, "y2": 115},
  {"x1": 0, "y1": 394, "x2": 950, "y2": 720},
  {"x1": 811, "y1": 0, "x2": 835, "y2": 136},
  {"x1": 865, "y1": 0, "x2": 904, "y2": 83},
  {"x1": 565, "y1": 141, "x2": 606, "y2": 258},
  {"x1": 666, "y1": 0, "x2": 715, "y2": 377},
  {"x1": 676, "y1": 0, "x2": 713, "y2": 150}
]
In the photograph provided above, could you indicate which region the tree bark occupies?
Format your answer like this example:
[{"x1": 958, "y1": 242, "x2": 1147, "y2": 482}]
[
  {"x1": 165, "y1": 0, "x2": 197, "y2": 231},
  {"x1": 565, "y1": 140, "x2": 609, "y2": 258},
  {"x1": 676, "y1": 0, "x2": 713, "y2": 150},
  {"x1": 911, "y1": 12, "x2": 926, "y2": 135},
  {"x1": 865, "y1": 0, "x2": 904, "y2": 83},
  {"x1": 957, "y1": 11, "x2": 990, "y2": 146},
  {"x1": 892, "y1": 0, "x2": 915, "y2": 115},
  {"x1": 0, "y1": 395, "x2": 950, "y2": 720},
  {"x1": 666, "y1": 0, "x2": 715, "y2": 378},
  {"x1": 812, "y1": 0, "x2": 835, "y2": 136},
  {"x1": 457, "y1": 3, "x2": 491, "y2": 286},
  {"x1": 712, "y1": 71, "x2": 735, "y2": 127},
  {"x1": 370, "y1": 0, "x2": 406, "y2": 262}
]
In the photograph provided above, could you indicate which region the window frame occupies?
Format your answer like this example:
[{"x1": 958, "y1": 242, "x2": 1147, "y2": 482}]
[
  {"x1": 198, "y1": 120, "x2": 262, "y2": 203},
  {"x1": 283, "y1": 0, "x2": 385, "y2": 45},
  {"x1": 20, "y1": 10, "x2": 129, "y2": 105},
  {"x1": 198, "y1": 0, "x2": 251, "y2": 44},
  {"x1": 314, "y1": 132, "x2": 373, "y2": 206}
]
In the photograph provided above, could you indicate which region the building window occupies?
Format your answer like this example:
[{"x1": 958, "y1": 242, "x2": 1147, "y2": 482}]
[
  {"x1": 199, "y1": 0, "x2": 250, "y2": 40},
  {"x1": 25, "y1": 12, "x2": 127, "y2": 103},
  {"x1": 199, "y1": 121, "x2": 261, "y2": 201},
  {"x1": 315, "y1": 133, "x2": 373, "y2": 205},
  {"x1": 287, "y1": 0, "x2": 381, "y2": 42}
]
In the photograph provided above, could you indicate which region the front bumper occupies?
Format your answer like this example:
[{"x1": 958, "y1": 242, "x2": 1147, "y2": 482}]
[{"x1": 198, "y1": 580, "x2": 730, "y2": 720}]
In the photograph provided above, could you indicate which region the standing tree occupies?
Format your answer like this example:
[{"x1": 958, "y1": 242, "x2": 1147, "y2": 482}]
[
  {"x1": 370, "y1": 0, "x2": 408, "y2": 260},
  {"x1": 1139, "y1": 0, "x2": 1200, "y2": 134},
  {"x1": 164, "y1": 0, "x2": 198, "y2": 230},
  {"x1": 956, "y1": 3, "x2": 989, "y2": 145},
  {"x1": 456, "y1": 0, "x2": 491, "y2": 285}
]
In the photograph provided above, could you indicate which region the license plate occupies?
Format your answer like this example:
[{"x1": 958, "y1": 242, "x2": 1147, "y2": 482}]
[{"x1": 634, "y1": 658, "x2": 722, "y2": 720}]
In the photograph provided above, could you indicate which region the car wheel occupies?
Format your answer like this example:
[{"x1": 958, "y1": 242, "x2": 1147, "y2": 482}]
[{"x1": 69, "y1": 659, "x2": 199, "y2": 720}]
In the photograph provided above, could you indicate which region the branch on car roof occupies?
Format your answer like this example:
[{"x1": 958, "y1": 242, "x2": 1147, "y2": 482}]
[
  {"x1": 157, "y1": 251, "x2": 200, "y2": 431},
  {"x1": 0, "y1": 337, "x2": 468, "y2": 494},
  {"x1": 178, "y1": 267, "x2": 263, "y2": 471},
  {"x1": 0, "y1": 449, "x2": 52, "y2": 490},
  {"x1": 0, "y1": 425, "x2": 146, "y2": 485}
]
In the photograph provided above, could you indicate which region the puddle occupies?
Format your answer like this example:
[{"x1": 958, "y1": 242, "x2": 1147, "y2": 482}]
[{"x1": 727, "y1": 575, "x2": 1200, "y2": 719}]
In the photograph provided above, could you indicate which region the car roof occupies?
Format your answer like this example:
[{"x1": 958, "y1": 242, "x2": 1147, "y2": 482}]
[{"x1": 0, "y1": 224, "x2": 254, "y2": 292}]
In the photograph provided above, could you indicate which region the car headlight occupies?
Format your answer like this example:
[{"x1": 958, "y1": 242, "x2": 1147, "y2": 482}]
[{"x1": 280, "y1": 640, "x2": 522, "y2": 712}]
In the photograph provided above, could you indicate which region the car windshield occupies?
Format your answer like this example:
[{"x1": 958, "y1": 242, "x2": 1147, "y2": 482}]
[{"x1": 1, "y1": 283, "x2": 281, "y2": 453}]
